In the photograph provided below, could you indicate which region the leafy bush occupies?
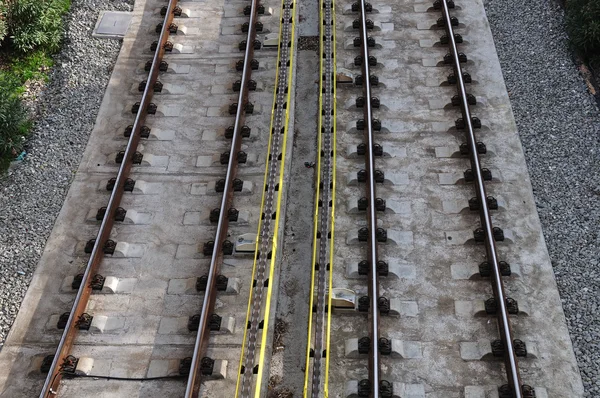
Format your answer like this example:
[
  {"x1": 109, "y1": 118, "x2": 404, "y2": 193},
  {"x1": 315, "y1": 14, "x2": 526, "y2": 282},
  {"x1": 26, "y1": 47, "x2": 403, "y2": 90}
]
[
  {"x1": 7, "y1": 0, "x2": 70, "y2": 53},
  {"x1": 566, "y1": 0, "x2": 600, "y2": 67},
  {"x1": 0, "y1": 72, "x2": 28, "y2": 170}
]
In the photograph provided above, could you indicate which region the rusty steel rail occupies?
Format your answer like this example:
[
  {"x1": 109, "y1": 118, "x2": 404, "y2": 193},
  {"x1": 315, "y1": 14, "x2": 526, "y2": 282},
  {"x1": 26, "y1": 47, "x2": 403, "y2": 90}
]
[
  {"x1": 357, "y1": 0, "x2": 381, "y2": 395},
  {"x1": 439, "y1": 1, "x2": 529, "y2": 396},
  {"x1": 38, "y1": 1, "x2": 179, "y2": 396},
  {"x1": 184, "y1": 0, "x2": 261, "y2": 395}
]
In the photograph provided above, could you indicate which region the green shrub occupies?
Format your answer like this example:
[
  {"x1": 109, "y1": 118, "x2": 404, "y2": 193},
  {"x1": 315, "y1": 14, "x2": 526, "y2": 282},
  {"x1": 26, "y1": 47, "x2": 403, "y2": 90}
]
[
  {"x1": 7, "y1": 0, "x2": 70, "y2": 53},
  {"x1": 566, "y1": 0, "x2": 600, "y2": 67},
  {"x1": 0, "y1": 72, "x2": 28, "y2": 170}
]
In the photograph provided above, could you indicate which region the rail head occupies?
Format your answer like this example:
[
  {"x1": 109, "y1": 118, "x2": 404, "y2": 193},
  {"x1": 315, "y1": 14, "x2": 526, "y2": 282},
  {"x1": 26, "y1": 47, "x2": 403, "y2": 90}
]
[
  {"x1": 38, "y1": 2, "x2": 178, "y2": 397},
  {"x1": 439, "y1": 1, "x2": 523, "y2": 396}
]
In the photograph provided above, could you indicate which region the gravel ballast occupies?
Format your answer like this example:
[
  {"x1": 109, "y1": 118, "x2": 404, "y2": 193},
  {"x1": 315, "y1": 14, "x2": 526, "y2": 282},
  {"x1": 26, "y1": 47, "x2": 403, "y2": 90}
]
[
  {"x1": 0, "y1": 0, "x2": 133, "y2": 347},
  {"x1": 483, "y1": 0, "x2": 600, "y2": 396}
]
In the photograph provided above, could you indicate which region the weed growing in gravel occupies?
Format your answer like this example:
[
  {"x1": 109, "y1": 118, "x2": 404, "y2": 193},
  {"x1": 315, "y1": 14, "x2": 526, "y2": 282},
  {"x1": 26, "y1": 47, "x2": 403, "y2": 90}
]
[{"x1": 10, "y1": 50, "x2": 53, "y2": 83}]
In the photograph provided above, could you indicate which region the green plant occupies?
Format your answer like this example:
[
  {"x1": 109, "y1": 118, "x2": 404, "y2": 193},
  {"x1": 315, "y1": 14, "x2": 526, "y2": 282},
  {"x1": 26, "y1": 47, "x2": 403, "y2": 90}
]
[
  {"x1": 0, "y1": 72, "x2": 28, "y2": 170},
  {"x1": 566, "y1": 0, "x2": 600, "y2": 67},
  {"x1": 11, "y1": 50, "x2": 53, "y2": 83},
  {"x1": 7, "y1": 0, "x2": 70, "y2": 53}
]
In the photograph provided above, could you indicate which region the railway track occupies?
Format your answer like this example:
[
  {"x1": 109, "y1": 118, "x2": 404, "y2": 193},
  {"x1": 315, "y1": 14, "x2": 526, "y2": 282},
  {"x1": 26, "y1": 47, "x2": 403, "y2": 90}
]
[
  {"x1": 39, "y1": 1, "x2": 181, "y2": 395},
  {"x1": 0, "y1": 0, "x2": 587, "y2": 397},
  {"x1": 332, "y1": 0, "x2": 393, "y2": 394},
  {"x1": 438, "y1": 1, "x2": 531, "y2": 396},
  {"x1": 355, "y1": 0, "x2": 386, "y2": 393},
  {"x1": 184, "y1": 0, "x2": 264, "y2": 393},
  {"x1": 326, "y1": 0, "x2": 584, "y2": 396},
  {"x1": 0, "y1": 0, "x2": 288, "y2": 395}
]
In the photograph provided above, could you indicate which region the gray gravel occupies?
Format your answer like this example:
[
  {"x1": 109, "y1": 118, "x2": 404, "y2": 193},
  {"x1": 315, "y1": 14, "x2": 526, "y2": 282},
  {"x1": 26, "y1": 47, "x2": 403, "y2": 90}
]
[
  {"x1": 483, "y1": 0, "x2": 600, "y2": 396},
  {"x1": 0, "y1": 0, "x2": 133, "y2": 348}
]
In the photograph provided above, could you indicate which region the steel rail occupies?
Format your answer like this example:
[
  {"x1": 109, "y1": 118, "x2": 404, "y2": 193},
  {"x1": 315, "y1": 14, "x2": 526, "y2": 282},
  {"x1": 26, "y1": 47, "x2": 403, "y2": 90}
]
[
  {"x1": 358, "y1": 0, "x2": 380, "y2": 395},
  {"x1": 440, "y1": 1, "x2": 523, "y2": 396},
  {"x1": 38, "y1": 2, "x2": 178, "y2": 396},
  {"x1": 184, "y1": 0, "x2": 260, "y2": 395}
]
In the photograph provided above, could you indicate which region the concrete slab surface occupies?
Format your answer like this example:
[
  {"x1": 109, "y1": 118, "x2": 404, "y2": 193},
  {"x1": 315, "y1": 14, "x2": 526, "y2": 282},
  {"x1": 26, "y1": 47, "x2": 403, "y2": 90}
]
[{"x1": 326, "y1": 0, "x2": 584, "y2": 396}]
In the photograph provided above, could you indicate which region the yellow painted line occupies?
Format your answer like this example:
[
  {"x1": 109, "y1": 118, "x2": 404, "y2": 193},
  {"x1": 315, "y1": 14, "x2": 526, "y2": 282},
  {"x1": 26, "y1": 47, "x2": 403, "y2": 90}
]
[
  {"x1": 302, "y1": 6, "x2": 325, "y2": 396},
  {"x1": 303, "y1": 0, "x2": 337, "y2": 395},
  {"x1": 324, "y1": 0, "x2": 337, "y2": 394},
  {"x1": 234, "y1": 0, "x2": 297, "y2": 395}
]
